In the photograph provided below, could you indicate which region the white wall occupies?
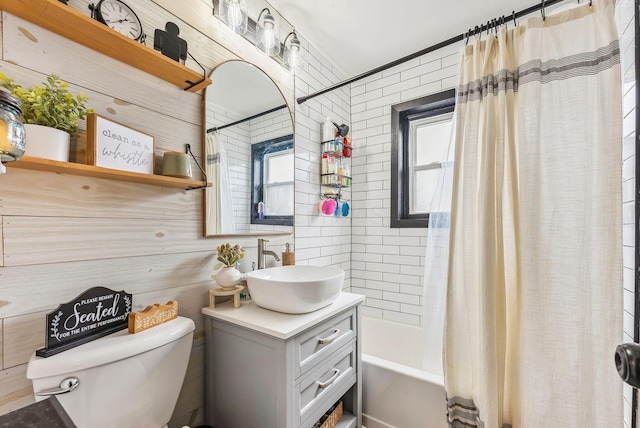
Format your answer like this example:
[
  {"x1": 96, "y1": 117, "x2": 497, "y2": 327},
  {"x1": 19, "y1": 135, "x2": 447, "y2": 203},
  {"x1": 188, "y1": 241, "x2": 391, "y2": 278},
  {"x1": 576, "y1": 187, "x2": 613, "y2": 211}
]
[
  {"x1": 293, "y1": 36, "x2": 352, "y2": 286},
  {"x1": 248, "y1": 107, "x2": 294, "y2": 234},
  {"x1": 349, "y1": 1, "x2": 636, "y2": 423},
  {"x1": 208, "y1": 103, "x2": 253, "y2": 232},
  {"x1": 206, "y1": 103, "x2": 293, "y2": 235},
  {"x1": 349, "y1": 44, "x2": 460, "y2": 325}
]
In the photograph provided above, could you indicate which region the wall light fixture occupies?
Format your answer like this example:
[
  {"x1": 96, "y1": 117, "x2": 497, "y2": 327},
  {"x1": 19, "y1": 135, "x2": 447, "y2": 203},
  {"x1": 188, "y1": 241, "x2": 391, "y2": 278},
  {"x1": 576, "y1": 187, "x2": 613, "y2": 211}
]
[
  {"x1": 212, "y1": 0, "x2": 304, "y2": 74},
  {"x1": 283, "y1": 30, "x2": 303, "y2": 74},
  {"x1": 255, "y1": 8, "x2": 280, "y2": 57}
]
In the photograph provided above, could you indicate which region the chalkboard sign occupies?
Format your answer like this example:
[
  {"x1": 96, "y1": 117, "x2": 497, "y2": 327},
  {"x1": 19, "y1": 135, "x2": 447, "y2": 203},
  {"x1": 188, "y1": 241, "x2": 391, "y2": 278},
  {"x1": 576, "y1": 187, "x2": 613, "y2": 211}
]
[{"x1": 36, "y1": 287, "x2": 132, "y2": 358}]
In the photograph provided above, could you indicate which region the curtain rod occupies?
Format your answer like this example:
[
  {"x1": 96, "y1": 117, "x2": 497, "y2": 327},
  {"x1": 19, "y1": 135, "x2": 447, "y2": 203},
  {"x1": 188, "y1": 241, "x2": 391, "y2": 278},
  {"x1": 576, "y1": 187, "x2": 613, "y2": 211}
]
[
  {"x1": 207, "y1": 104, "x2": 288, "y2": 134},
  {"x1": 296, "y1": 0, "x2": 566, "y2": 105}
]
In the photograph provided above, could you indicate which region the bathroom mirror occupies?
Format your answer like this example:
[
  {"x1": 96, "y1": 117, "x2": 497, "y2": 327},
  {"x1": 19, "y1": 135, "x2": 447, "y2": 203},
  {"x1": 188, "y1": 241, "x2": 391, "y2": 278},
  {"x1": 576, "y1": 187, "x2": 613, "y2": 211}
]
[{"x1": 204, "y1": 60, "x2": 294, "y2": 236}]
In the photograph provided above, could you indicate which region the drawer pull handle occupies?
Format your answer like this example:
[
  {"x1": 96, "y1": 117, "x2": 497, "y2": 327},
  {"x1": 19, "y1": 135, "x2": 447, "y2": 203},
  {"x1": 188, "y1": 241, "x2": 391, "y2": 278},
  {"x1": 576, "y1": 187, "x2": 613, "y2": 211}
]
[
  {"x1": 316, "y1": 369, "x2": 340, "y2": 389},
  {"x1": 318, "y1": 328, "x2": 340, "y2": 344}
]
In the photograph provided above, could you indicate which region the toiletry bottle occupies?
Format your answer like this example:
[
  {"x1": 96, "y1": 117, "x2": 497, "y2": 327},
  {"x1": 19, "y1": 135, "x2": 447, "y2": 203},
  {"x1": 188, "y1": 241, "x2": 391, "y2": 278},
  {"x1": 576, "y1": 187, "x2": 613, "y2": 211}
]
[
  {"x1": 343, "y1": 136, "x2": 351, "y2": 158},
  {"x1": 322, "y1": 153, "x2": 328, "y2": 185},
  {"x1": 282, "y1": 243, "x2": 295, "y2": 266},
  {"x1": 258, "y1": 201, "x2": 266, "y2": 219},
  {"x1": 344, "y1": 163, "x2": 351, "y2": 187},
  {"x1": 328, "y1": 156, "x2": 337, "y2": 185},
  {"x1": 322, "y1": 117, "x2": 333, "y2": 142},
  {"x1": 338, "y1": 160, "x2": 346, "y2": 186}
]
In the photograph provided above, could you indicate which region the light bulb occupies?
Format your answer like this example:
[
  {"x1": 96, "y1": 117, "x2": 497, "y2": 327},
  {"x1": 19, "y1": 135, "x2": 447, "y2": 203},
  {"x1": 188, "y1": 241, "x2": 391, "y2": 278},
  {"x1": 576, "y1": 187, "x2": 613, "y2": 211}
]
[
  {"x1": 256, "y1": 8, "x2": 280, "y2": 56},
  {"x1": 220, "y1": 0, "x2": 247, "y2": 35},
  {"x1": 263, "y1": 28, "x2": 276, "y2": 50},
  {"x1": 227, "y1": 0, "x2": 243, "y2": 28},
  {"x1": 283, "y1": 31, "x2": 303, "y2": 74}
]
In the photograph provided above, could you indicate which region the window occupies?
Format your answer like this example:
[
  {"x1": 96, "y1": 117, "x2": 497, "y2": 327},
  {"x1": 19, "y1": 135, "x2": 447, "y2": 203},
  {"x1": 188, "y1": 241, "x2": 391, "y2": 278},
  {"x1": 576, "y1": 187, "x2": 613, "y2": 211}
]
[
  {"x1": 251, "y1": 134, "x2": 294, "y2": 226},
  {"x1": 391, "y1": 89, "x2": 455, "y2": 228}
]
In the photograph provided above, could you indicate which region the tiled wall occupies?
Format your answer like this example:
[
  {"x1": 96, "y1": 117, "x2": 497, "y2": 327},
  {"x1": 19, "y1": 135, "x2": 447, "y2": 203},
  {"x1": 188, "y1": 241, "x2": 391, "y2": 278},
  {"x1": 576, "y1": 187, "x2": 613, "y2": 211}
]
[
  {"x1": 248, "y1": 107, "x2": 294, "y2": 234},
  {"x1": 207, "y1": 103, "x2": 293, "y2": 234},
  {"x1": 617, "y1": 0, "x2": 636, "y2": 425},
  {"x1": 347, "y1": 1, "x2": 636, "y2": 422},
  {"x1": 349, "y1": 44, "x2": 461, "y2": 325},
  {"x1": 209, "y1": 105, "x2": 253, "y2": 233},
  {"x1": 293, "y1": 38, "x2": 352, "y2": 287}
]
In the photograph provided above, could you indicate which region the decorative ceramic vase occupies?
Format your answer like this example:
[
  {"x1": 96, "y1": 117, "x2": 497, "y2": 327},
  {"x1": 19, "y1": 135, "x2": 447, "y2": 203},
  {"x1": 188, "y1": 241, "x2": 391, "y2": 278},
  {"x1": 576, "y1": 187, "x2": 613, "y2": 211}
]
[
  {"x1": 24, "y1": 124, "x2": 70, "y2": 161},
  {"x1": 216, "y1": 266, "x2": 242, "y2": 289}
]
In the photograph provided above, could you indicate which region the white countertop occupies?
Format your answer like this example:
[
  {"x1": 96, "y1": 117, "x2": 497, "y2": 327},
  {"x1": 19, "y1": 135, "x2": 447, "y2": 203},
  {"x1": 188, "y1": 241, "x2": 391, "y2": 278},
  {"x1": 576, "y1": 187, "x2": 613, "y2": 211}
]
[{"x1": 201, "y1": 292, "x2": 365, "y2": 339}]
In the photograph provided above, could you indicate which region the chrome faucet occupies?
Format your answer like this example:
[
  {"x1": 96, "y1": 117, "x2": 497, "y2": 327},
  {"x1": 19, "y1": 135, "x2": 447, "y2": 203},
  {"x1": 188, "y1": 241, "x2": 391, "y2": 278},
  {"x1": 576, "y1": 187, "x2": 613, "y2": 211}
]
[{"x1": 258, "y1": 239, "x2": 280, "y2": 269}]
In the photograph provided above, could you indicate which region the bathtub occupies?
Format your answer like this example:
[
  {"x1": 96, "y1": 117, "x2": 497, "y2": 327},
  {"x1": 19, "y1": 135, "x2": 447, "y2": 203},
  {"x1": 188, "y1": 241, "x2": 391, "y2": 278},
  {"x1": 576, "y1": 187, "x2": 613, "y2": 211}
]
[{"x1": 361, "y1": 316, "x2": 447, "y2": 428}]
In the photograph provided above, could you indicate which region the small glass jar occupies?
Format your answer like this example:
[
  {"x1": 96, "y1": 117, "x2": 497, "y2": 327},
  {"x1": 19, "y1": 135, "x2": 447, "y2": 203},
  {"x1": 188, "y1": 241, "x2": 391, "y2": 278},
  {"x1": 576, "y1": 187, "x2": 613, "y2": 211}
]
[{"x1": 0, "y1": 90, "x2": 25, "y2": 163}]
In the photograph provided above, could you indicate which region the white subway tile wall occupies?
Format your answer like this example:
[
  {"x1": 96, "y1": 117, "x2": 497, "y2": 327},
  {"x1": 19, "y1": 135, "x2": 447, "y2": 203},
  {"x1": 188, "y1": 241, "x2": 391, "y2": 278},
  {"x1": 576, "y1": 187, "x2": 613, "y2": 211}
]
[
  {"x1": 294, "y1": 3, "x2": 635, "y2": 421},
  {"x1": 248, "y1": 108, "x2": 294, "y2": 234},
  {"x1": 349, "y1": 42, "x2": 461, "y2": 325},
  {"x1": 207, "y1": 103, "x2": 292, "y2": 234},
  {"x1": 617, "y1": 0, "x2": 636, "y2": 425},
  {"x1": 294, "y1": 37, "x2": 352, "y2": 289},
  {"x1": 207, "y1": 103, "x2": 252, "y2": 232}
]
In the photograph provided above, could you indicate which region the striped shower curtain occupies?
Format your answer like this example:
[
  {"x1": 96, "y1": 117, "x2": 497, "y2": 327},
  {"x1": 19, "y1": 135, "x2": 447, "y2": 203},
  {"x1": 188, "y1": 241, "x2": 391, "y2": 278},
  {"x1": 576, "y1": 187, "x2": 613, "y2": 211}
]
[{"x1": 444, "y1": 0, "x2": 622, "y2": 426}]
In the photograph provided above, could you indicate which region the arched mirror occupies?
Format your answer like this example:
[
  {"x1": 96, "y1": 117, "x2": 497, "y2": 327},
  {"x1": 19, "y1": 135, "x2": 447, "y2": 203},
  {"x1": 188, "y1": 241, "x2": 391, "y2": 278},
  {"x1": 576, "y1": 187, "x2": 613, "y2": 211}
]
[{"x1": 204, "y1": 61, "x2": 294, "y2": 236}]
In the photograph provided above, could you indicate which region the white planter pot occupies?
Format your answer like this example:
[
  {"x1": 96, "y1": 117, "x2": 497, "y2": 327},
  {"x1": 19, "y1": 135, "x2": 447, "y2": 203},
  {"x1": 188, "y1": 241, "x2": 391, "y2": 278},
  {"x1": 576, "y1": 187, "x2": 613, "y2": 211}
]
[
  {"x1": 215, "y1": 266, "x2": 242, "y2": 289},
  {"x1": 24, "y1": 124, "x2": 70, "y2": 162}
]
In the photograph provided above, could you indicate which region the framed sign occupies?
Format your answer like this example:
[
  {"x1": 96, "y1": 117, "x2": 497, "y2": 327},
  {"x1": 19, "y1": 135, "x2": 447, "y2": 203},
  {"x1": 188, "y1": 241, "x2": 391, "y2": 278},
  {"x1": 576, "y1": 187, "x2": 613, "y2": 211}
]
[
  {"x1": 36, "y1": 286, "x2": 132, "y2": 358},
  {"x1": 87, "y1": 113, "x2": 155, "y2": 174}
]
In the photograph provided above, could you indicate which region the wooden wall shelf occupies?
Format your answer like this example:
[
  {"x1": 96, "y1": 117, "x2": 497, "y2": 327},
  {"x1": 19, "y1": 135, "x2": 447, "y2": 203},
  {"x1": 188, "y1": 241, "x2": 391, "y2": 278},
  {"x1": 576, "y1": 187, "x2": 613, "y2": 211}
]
[
  {"x1": 8, "y1": 156, "x2": 211, "y2": 190},
  {"x1": 0, "y1": 0, "x2": 212, "y2": 92}
]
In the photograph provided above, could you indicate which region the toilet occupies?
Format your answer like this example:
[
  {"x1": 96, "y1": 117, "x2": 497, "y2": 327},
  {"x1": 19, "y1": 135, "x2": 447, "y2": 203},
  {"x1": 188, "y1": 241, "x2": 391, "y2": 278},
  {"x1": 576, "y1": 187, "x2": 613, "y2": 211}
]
[{"x1": 26, "y1": 316, "x2": 195, "y2": 428}]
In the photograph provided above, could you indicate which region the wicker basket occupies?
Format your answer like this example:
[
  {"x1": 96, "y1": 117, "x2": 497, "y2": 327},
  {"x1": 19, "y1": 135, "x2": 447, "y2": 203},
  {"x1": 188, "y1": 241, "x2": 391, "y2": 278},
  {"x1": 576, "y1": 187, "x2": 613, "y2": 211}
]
[{"x1": 319, "y1": 401, "x2": 343, "y2": 428}]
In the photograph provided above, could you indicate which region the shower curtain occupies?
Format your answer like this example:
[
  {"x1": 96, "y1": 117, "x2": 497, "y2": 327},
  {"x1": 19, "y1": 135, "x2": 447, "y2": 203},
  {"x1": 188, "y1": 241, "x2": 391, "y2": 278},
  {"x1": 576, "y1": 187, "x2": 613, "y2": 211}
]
[
  {"x1": 206, "y1": 133, "x2": 236, "y2": 234},
  {"x1": 443, "y1": 1, "x2": 622, "y2": 426}
]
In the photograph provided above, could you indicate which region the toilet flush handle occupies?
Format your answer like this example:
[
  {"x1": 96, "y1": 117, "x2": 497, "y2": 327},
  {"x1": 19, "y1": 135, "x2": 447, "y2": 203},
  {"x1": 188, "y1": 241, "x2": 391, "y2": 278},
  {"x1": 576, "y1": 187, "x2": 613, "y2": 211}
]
[{"x1": 35, "y1": 377, "x2": 79, "y2": 396}]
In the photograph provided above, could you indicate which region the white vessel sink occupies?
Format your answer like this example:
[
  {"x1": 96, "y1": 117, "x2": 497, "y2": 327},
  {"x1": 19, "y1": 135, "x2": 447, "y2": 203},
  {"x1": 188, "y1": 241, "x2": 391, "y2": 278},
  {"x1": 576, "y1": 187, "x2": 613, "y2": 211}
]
[{"x1": 245, "y1": 265, "x2": 345, "y2": 314}]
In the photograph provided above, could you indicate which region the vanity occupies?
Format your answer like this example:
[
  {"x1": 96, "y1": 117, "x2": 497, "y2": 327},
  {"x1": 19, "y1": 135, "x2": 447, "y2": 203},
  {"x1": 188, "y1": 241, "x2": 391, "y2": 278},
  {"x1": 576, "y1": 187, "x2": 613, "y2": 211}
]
[{"x1": 201, "y1": 292, "x2": 364, "y2": 428}]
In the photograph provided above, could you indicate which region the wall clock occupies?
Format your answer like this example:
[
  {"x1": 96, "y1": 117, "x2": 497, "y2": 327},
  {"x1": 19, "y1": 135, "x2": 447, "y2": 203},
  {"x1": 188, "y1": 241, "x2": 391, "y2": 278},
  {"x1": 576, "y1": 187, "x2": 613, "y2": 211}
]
[{"x1": 89, "y1": 0, "x2": 146, "y2": 43}]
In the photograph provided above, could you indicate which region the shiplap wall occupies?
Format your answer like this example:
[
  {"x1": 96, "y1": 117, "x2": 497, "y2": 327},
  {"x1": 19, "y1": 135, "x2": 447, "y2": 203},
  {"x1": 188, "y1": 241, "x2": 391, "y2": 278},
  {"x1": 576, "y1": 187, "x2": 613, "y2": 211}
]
[{"x1": 0, "y1": 0, "x2": 296, "y2": 425}]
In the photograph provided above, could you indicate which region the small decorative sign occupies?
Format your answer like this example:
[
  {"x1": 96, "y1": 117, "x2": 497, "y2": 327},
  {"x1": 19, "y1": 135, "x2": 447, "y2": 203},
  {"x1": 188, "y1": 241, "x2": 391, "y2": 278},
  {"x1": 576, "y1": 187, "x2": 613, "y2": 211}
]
[
  {"x1": 87, "y1": 113, "x2": 155, "y2": 174},
  {"x1": 128, "y1": 300, "x2": 178, "y2": 334},
  {"x1": 36, "y1": 287, "x2": 132, "y2": 358}
]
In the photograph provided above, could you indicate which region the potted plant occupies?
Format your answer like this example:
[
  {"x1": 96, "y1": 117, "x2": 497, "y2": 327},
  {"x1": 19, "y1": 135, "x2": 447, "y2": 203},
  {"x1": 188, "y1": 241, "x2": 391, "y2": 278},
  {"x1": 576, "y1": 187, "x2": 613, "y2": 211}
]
[
  {"x1": 214, "y1": 243, "x2": 245, "y2": 288},
  {"x1": 0, "y1": 72, "x2": 92, "y2": 161}
]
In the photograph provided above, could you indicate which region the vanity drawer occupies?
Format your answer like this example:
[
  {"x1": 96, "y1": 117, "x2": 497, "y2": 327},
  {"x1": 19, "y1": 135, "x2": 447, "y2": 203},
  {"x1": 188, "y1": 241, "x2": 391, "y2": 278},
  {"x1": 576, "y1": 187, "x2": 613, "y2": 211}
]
[
  {"x1": 294, "y1": 308, "x2": 355, "y2": 377},
  {"x1": 297, "y1": 341, "x2": 357, "y2": 425}
]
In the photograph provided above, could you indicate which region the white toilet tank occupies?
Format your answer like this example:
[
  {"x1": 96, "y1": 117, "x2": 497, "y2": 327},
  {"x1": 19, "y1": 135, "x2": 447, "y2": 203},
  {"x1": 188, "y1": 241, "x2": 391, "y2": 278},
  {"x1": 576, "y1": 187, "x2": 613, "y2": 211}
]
[{"x1": 27, "y1": 316, "x2": 195, "y2": 428}]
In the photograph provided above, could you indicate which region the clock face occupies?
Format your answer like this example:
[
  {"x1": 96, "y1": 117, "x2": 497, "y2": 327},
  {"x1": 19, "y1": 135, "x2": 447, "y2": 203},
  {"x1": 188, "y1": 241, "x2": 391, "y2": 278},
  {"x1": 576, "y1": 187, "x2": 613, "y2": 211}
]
[{"x1": 96, "y1": 0, "x2": 144, "y2": 41}]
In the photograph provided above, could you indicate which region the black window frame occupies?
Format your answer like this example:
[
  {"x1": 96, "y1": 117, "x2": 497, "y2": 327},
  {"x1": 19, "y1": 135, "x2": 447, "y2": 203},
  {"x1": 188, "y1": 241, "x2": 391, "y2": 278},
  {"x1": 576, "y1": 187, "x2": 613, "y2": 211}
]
[
  {"x1": 391, "y1": 89, "x2": 456, "y2": 228},
  {"x1": 250, "y1": 134, "x2": 294, "y2": 226}
]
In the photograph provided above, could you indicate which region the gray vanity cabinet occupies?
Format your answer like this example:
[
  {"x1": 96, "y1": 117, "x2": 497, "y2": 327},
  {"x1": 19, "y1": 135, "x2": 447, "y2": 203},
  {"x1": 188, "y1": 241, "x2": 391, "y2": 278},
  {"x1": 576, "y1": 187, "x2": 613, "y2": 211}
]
[{"x1": 202, "y1": 292, "x2": 364, "y2": 428}]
